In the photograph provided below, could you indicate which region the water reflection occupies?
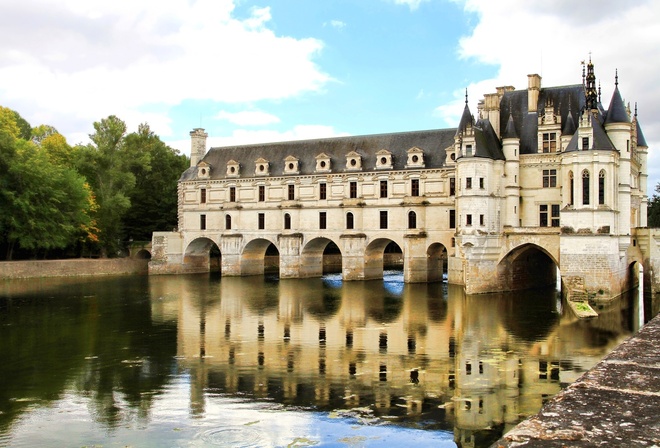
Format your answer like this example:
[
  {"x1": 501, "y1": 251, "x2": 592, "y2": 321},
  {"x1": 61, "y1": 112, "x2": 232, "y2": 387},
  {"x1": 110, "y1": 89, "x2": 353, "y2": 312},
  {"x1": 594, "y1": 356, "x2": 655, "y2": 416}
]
[{"x1": 0, "y1": 273, "x2": 644, "y2": 447}]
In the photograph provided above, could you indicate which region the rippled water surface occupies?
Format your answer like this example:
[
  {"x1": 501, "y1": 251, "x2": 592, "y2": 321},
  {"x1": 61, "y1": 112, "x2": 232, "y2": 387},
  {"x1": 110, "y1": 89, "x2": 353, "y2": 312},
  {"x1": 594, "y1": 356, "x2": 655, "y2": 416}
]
[{"x1": 0, "y1": 272, "x2": 646, "y2": 447}]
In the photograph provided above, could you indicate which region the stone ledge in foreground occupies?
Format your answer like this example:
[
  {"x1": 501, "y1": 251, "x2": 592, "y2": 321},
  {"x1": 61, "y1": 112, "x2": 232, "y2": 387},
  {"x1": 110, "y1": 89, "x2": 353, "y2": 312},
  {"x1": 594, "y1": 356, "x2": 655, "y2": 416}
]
[{"x1": 492, "y1": 313, "x2": 660, "y2": 447}]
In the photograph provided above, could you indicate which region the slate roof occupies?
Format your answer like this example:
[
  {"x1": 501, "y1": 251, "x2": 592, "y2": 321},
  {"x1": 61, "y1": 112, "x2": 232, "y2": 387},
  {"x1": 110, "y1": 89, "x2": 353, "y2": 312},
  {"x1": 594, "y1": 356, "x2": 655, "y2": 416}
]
[
  {"x1": 564, "y1": 110, "x2": 617, "y2": 152},
  {"x1": 499, "y1": 84, "x2": 585, "y2": 155},
  {"x1": 181, "y1": 128, "x2": 457, "y2": 181},
  {"x1": 604, "y1": 85, "x2": 630, "y2": 124},
  {"x1": 637, "y1": 119, "x2": 648, "y2": 147}
]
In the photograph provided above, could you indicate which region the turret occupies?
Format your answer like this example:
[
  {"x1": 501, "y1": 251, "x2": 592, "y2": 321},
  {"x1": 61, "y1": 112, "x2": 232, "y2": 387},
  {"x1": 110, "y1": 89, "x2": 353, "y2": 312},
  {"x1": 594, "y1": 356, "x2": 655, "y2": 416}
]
[
  {"x1": 502, "y1": 114, "x2": 520, "y2": 227},
  {"x1": 190, "y1": 128, "x2": 208, "y2": 167}
]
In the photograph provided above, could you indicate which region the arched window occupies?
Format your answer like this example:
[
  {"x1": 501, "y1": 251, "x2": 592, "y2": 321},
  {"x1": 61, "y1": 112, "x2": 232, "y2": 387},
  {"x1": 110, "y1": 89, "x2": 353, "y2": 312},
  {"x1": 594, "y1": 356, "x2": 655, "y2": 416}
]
[
  {"x1": 225, "y1": 214, "x2": 231, "y2": 230},
  {"x1": 569, "y1": 171, "x2": 574, "y2": 206},
  {"x1": 408, "y1": 211, "x2": 417, "y2": 229},
  {"x1": 599, "y1": 170, "x2": 605, "y2": 205},
  {"x1": 582, "y1": 170, "x2": 590, "y2": 205},
  {"x1": 346, "y1": 212, "x2": 354, "y2": 230},
  {"x1": 284, "y1": 213, "x2": 291, "y2": 230}
]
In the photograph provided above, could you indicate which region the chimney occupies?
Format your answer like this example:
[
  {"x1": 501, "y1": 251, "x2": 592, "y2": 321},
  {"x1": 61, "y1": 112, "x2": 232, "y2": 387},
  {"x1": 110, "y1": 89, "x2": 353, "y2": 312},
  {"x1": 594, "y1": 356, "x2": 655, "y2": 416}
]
[
  {"x1": 190, "y1": 128, "x2": 208, "y2": 167},
  {"x1": 527, "y1": 74, "x2": 541, "y2": 113}
]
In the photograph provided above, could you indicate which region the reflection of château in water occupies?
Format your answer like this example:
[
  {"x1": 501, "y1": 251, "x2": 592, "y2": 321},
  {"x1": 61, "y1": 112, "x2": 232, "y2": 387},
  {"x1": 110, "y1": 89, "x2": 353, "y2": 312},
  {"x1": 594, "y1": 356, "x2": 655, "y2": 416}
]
[{"x1": 150, "y1": 276, "x2": 633, "y2": 445}]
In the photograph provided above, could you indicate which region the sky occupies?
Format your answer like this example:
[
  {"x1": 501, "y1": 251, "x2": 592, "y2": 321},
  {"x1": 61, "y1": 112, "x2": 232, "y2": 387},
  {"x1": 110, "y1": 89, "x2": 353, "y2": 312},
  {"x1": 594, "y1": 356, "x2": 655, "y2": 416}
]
[{"x1": 1, "y1": 0, "x2": 659, "y2": 187}]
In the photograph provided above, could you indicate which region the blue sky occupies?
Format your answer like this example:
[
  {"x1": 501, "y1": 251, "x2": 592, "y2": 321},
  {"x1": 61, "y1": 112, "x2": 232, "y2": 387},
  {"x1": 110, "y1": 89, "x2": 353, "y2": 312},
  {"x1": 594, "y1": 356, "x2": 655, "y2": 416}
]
[{"x1": 1, "y1": 0, "x2": 659, "y2": 185}]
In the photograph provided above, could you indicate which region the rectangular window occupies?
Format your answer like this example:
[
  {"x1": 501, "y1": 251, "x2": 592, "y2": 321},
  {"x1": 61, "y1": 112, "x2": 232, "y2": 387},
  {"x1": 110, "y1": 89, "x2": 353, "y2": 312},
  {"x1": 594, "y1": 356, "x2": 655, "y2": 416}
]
[
  {"x1": 350, "y1": 181, "x2": 357, "y2": 199},
  {"x1": 582, "y1": 137, "x2": 589, "y2": 150},
  {"x1": 200, "y1": 188, "x2": 207, "y2": 204},
  {"x1": 551, "y1": 204, "x2": 560, "y2": 227},
  {"x1": 540, "y1": 204, "x2": 548, "y2": 227},
  {"x1": 450, "y1": 177, "x2": 455, "y2": 196},
  {"x1": 258, "y1": 213, "x2": 265, "y2": 230},
  {"x1": 479, "y1": 214, "x2": 484, "y2": 226},
  {"x1": 379, "y1": 211, "x2": 388, "y2": 229},
  {"x1": 380, "y1": 180, "x2": 388, "y2": 198},
  {"x1": 466, "y1": 214, "x2": 472, "y2": 226},
  {"x1": 319, "y1": 212, "x2": 327, "y2": 230},
  {"x1": 319, "y1": 182, "x2": 327, "y2": 200},
  {"x1": 258, "y1": 185, "x2": 265, "y2": 202},
  {"x1": 599, "y1": 174, "x2": 605, "y2": 205},
  {"x1": 229, "y1": 187, "x2": 236, "y2": 202},
  {"x1": 288, "y1": 184, "x2": 295, "y2": 200},
  {"x1": 542, "y1": 132, "x2": 557, "y2": 153},
  {"x1": 411, "y1": 178, "x2": 419, "y2": 197},
  {"x1": 466, "y1": 177, "x2": 472, "y2": 189},
  {"x1": 449, "y1": 209, "x2": 456, "y2": 229},
  {"x1": 479, "y1": 177, "x2": 484, "y2": 189},
  {"x1": 543, "y1": 169, "x2": 557, "y2": 188},
  {"x1": 200, "y1": 214, "x2": 206, "y2": 230},
  {"x1": 466, "y1": 144, "x2": 473, "y2": 157}
]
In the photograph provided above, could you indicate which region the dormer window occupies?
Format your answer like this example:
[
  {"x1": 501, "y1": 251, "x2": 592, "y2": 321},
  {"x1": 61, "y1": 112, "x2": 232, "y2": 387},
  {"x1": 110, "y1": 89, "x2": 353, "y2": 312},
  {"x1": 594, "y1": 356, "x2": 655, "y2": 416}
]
[
  {"x1": 406, "y1": 147, "x2": 425, "y2": 168},
  {"x1": 315, "y1": 153, "x2": 331, "y2": 172},
  {"x1": 197, "y1": 161, "x2": 211, "y2": 179},
  {"x1": 226, "y1": 159, "x2": 240, "y2": 177},
  {"x1": 284, "y1": 155, "x2": 300, "y2": 174},
  {"x1": 345, "y1": 151, "x2": 362, "y2": 171},
  {"x1": 376, "y1": 149, "x2": 393, "y2": 170},
  {"x1": 542, "y1": 133, "x2": 557, "y2": 153},
  {"x1": 255, "y1": 157, "x2": 270, "y2": 176},
  {"x1": 582, "y1": 137, "x2": 589, "y2": 150},
  {"x1": 465, "y1": 144, "x2": 473, "y2": 157}
]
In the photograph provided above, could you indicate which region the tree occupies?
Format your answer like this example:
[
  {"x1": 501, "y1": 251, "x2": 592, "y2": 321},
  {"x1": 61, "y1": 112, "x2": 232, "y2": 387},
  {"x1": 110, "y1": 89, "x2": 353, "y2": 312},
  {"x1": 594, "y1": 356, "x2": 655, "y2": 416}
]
[
  {"x1": 1, "y1": 138, "x2": 95, "y2": 259},
  {"x1": 123, "y1": 124, "x2": 189, "y2": 241},
  {"x1": 648, "y1": 183, "x2": 660, "y2": 228},
  {"x1": 0, "y1": 106, "x2": 20, "y2": 139},
  {"x1": 12, "y1": 110, "x2": 32, "y2": 140},
  {"x1": 76, "y1": 116, "x2": 135, "y2": 257}
]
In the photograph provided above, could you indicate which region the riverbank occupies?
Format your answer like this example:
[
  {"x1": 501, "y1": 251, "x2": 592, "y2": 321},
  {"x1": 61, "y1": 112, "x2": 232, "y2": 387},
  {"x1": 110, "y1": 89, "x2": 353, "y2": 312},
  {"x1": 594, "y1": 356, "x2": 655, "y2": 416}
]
[
  {"x1": 493, "y1": 313, "x2": 660, "y2": 447},
  {"x1": 0, "y1": 258, "x2": 148, "y2": 279}
]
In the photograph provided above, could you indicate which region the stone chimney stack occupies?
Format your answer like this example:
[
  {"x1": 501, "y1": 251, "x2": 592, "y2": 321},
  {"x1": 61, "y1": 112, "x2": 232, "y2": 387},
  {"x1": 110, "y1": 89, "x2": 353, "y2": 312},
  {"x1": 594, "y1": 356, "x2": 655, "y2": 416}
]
[
  {"x1": 527, "y1": 74, "x2": 541, "y2": 113},
  {"x1": 190, "y1": 128, "x2": 208, "y2": 167}
]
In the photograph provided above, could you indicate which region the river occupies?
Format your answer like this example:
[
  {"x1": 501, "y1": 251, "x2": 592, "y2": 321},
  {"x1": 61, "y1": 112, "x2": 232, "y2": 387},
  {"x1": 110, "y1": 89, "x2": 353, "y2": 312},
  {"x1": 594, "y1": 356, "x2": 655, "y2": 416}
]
[{"x1": 0, "y1": 272, "x2": 648, "y2": 447}]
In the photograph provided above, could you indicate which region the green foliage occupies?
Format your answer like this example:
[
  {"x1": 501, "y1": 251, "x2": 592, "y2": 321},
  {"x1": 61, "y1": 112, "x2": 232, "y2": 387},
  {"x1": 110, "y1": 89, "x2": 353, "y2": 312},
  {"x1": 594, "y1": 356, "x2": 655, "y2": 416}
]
[
  {"x1": 648, "y1": 183, "x2": 660, "y2": 228},
  {"x1": 0, "y1": 107, "x2": 188, "y2": 260},
  {"x1": 76, "y1": 116, "x2": 135, "y2": 257},
  {"x1": 12, "y1": 110, "x2": 32, "y2": 140},
  {"x1": 1, "y1": 138, "x2": 94, "y2": 259},
  {"x1": 123, "y1": 124, "x2": 189, "y2": 241}
]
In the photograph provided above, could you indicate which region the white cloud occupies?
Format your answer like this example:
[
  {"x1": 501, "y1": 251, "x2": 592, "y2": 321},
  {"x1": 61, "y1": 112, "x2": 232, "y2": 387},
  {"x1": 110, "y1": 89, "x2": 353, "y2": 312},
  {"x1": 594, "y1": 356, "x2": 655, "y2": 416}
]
[
  {"x1": 393, "y1": 0, "x2": 429, "y2": 11},
  {"x1": 0, "y1": 0, "x2": 331, "y2": 145},
  {"x1": 165, "y1": 125, "x2": 350, "y2": 156},
  {"x1": 446, "y1": 0, "x2": 660, "y2": 188},
  {"x1": 214, "y1": 110, "x2": 281, "y2": 126},
  {"x1": 327, "y1": 20, "x2": 346, "y2": 29}
]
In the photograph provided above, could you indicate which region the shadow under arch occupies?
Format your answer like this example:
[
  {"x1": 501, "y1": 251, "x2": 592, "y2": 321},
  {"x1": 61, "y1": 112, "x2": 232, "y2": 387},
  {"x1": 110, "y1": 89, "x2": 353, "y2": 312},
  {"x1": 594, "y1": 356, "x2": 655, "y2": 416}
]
[
  {"x1": 426, "y1": 242, "x2": 448, "y2": 283},
  {"x1": 365, "y1": 238, "x2": 403, "y2": 280},
  {"x1": 497, "y1": 243, "x2": 558, "y2": 291},
  {"x1": 241, "y1": 238, "x2": 279, "y2": 276},
  {"x1": 301, "y1": 237, "x2": 342, "y2": 278},
  {"x1": 184, "y1": 237, "x2": 221, "y2": 273},
  {"x1": 135, "y1": 249, "x2": 152, "y2": 259}
]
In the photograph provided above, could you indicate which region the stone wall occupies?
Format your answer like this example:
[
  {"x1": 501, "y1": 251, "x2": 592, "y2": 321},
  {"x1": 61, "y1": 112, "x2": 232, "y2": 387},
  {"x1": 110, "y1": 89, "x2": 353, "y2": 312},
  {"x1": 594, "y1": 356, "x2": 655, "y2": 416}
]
[{"x1": 0, "y1": 258, "x2": 149, "y2": 279}]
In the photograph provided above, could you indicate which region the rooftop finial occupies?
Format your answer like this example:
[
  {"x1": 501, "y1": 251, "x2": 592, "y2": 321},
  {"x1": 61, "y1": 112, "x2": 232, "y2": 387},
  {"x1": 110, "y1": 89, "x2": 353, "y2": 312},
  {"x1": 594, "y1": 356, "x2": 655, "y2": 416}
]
[
  {"x1": 465, "y1": 88, "x2": 468, "y2": 105},
  {"x1": 615, "y1": 68, "x2": 619, "y2": 87},
  {"x1": 635, "y1": 102, "x2": 638, "y2": 118},
  {"x1": 598, "y1": 81, "x2": 601, "y2": 103}
]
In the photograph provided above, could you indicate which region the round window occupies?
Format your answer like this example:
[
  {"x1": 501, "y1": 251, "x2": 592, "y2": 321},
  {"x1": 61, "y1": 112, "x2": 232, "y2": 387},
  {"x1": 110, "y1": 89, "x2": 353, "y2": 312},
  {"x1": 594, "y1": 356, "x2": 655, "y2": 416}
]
[
  {"x1": 350, "y1": 159, "x2": 357, "y2": 166},
  {"x1": 289, "y1": 163, "x2": 294, "y2": 170},
  {"x1": 412, "y1": 155, "x2": 418, "y2": 163},
  {"x1": 201, "y1": 168, "x2": 206, "y2": 175},
  {"x1": 259, "y1": 165, "x2": 265, "y2": 171},
  {"x1": 380, "y1": 157, "x2": 387, "y2": 165},
  {"x1": 230, "y1": 166, "x2": 235, "y2": 173},
  {"x1": 320, "y1": 161, "x2": 326, "y2": 168},
  {"x1": 451, "y1": 153, "x2": 456, "y2": 161}
]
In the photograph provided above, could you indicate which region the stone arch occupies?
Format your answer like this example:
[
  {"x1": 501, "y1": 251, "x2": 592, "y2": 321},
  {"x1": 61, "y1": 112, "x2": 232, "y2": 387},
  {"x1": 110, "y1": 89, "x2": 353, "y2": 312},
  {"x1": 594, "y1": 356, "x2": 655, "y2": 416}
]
[
  {"x1": 135, "y1": 249, "x2": 152, "y2": 259},
  {"x1": 364, "y1": 238, "x2": 403, "y2": 280},
  {"x1": 498, "y1": 243, "x2": 558, "y2": 291},
  {"x1": 301, "y1": 237, "x2": 342, "y2": 278},
  {"x1": 426, "y1": 242, "x2": 448, "y2": 283},
  {"x1": 241, "y1": 238, "x2": 279, "y2": 276},
  {"x1": 184, "y1": 237, "x2": 221, "y2": 272}
]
